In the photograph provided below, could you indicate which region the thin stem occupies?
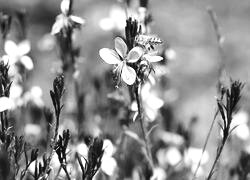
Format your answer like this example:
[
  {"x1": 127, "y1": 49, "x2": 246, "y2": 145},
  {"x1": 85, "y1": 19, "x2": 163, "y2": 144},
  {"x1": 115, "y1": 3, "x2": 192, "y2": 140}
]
[
  {"x1": 206, "y1": 140, "x2": 226, "y2": 180},
  {"x1": 62, "y1": 165, "x2": 71, "y2": 180},
  {"x1": 192, "y1": 109, "x2": 219, "y2": 180},
  {"x1": 135, "y1": 84, "x2": 154, "y2": 169},
  {"x1": 207, "y1": 7, "x2": 225, "y2": 91},
  {"x1": 20, "y1": 161, "x2": 32, "y2": 180},
  {"x1": 55, "y1": 166, "x2": 62, "y2": 179}
]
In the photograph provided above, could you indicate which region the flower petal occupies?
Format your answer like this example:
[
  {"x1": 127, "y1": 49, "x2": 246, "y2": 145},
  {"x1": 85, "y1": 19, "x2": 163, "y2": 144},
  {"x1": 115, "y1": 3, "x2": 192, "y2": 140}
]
[
  {"x1": 60, "y1": 0, "x2": 70, "y2": 14},
  {"x1": 0, "y1": 97, "x2": 13, "y2": 112},
  {"x1": 101, "y1": 156, "x2": 117, "y2": 176},
  {"x1": 127, "y1": 46, "x2": 143, "y2": 63},
  {"x1": 18, "y1": 40, "x2": 31, "y2": 56},
  {"x1": 114, "y1": 37, "x2": 127, "y2": 58},
  {"x1": 99, "y1": 48, "x2": 120, "y2": 64},
  {"x1": 144, "y1": 54, "x2": 163, "y2": 62},
  {"x1": 147, "y1": 95, "x2": 164, "y2": 109},
  {"x1": 4, "y1": 40, "x2": 18, "y2": 56},
  {"x1": 131, "y1": 101, "x2": 138, "y2": 111},
  {"x1": 121, "y1": 64, "x2": 136, "y2": 85},
  {"x1": 51, "y1": 17, "x2": 64, "y2": 35},
  {"x1": 145, "y1": 106, "x2": 158, "y2": 121},
  {"x1": 20, "y1": 56, "x2": 34, "y2": 70},
  {"x1": 133, "y1": 111, "x2": 139, "y2": 122},
  {"x1": 70, "y1": 15, "x2": 85, "y2": 25},
  {"x1": 10, "y1": 83, "x2": 23, "y2": 99}
]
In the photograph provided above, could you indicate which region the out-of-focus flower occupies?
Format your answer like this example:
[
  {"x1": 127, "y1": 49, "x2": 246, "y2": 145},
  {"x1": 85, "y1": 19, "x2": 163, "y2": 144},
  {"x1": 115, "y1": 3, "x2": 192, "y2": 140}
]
[
  {"x1": 3, "y1": 40, "x2": 33, "y2": 72},
  {"x1": 156, "y1": 130, "x2": 185, "y2": 146},
  {"x1": 164, "y1": 48, "x2": 176, "y2": 61},
  {"x1": 150, "y1": 167, "x2": 167, "y2": 180},
  {"x1": 0, "y1": 96, "x2": 13, "y2": 112},
  {"x1": 51, "y1": 0, "x2": 85, "y2": 35},
  {"x1": 184, "y1": 147, "x2": 209, "y2": 177},
  {"x1": 156, "y1": 146, "x2": 182, "y2": 167},
  {"x1": 99, "y1": 5, "x2": 137, "y2": 32},
  {"x1": 228, "y1": 111, "x2": 249, "y2": 140},
  {"x1": 24, "y1": 123, "x2": 42, "y2": 137},
  {"x1": 23, "y1": 86, "x2": 44, "y2": 107},
  {"x1": 101, "y1": 139, "x2": 117, "y2": 176},
  {"x1": 73, "y1": 142, "x2": 88, "y2": 173},
  {"x1": 76, "y1": 142, "x2": 88, "y2": 157},
  {"x1": 131, "y1": 82, "x2": 164, "y2": 121},
  {"x1": 8, "y1": 82, "x2": 24, "y2": 108},
  {"x1": 99, "y1": 37, "x2": 143, "y2": 85},
  {"x1": 37, "y1": 34, "x2": 56, "y2": 51},
  {"x1": 9, "y1": 83, "x2": 23, "y2": 100}
]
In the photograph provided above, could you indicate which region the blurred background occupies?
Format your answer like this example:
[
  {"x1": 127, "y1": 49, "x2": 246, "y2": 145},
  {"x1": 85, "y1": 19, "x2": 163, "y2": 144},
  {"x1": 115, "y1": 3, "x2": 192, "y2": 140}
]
[{"x1": 1, "y1": 0, "x2": 250, "y2": 179}]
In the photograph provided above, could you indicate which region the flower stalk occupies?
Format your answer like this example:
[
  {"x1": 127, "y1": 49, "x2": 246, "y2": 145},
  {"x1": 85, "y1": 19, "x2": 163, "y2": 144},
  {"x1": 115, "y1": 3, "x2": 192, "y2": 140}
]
[{"x1": 134, "y1": 83, "x2": 154, "y2": 170}]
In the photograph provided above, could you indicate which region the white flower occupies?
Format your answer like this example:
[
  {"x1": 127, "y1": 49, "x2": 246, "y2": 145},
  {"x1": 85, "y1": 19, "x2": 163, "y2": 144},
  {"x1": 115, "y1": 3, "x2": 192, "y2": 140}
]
[
  {"x1": 101, "y1": 139, "x2": 117, "y2": 176},
  {"x1": 231, "y1": 111, "x2": 249, "y2": 140},
  {"x1": 3, "y1": 40, "x2": 33, "y2": 70},
  {"x1": 51, "y1": 0, "x2": 85, "y2": 35},
  {"x1": 103, "y1": 139, "x2": 115, "y2": 156},
  {"x1": 99, "y1": 5, "x2": 137, "y2": 32},
  {"x1": 23, "y1": 86, "x2": 44, "y2": 107},
  {"x1": 164, "y1": 48, "x2": 176, "y2": 61},
  {"x1": 0, "y1": 96, "x2": 13, "y2": 112},
  {"x1": 9, "y1": 83, "x2": 23, "y2": 100},
  {"x1": 37, "y1": 34, "x2": 56, "y2": 51},
  {"x1": 156, "y1": 147, "x2": 182, "y2": 167},
  {"x1": 24, "y1": 123, "x2": 42, "y2": 137},
  {"x1": 184, "y1": 147, "x2": 209, "y2": 177},
  {"x1": 150, "y1": 167, "x2": 167, "y2": 180},
  {"x1": 142, "y1": 51, "x2": 163, "y2": 63},
  {"x1": 76, "y1": 142, "x2": 88, "y2": 157},
  {"x1": 131, "y1": 82, "x2": 164, "y2": 121},
  {"x1": 99, "y1": 37, "x2": 143, "y2": 85},
  {"x1": 219, "y1": 111, "x2": 249, "y2": 140},
  {"x1": 101, "y1": 156, "x2": 117, "y2": 176}
]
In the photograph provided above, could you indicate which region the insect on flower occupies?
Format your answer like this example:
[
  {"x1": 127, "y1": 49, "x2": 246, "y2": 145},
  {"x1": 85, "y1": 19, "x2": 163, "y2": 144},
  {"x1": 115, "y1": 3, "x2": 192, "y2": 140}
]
[
  {"x1": 51, "y1": 0, "x2": 85, "y2": 35},
  {"x1": 135, "y1": 34, "x2": 163, "y2": 50},
  {"x1": 99, "y1": 37, "x2": 144, "y2": 85}
]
